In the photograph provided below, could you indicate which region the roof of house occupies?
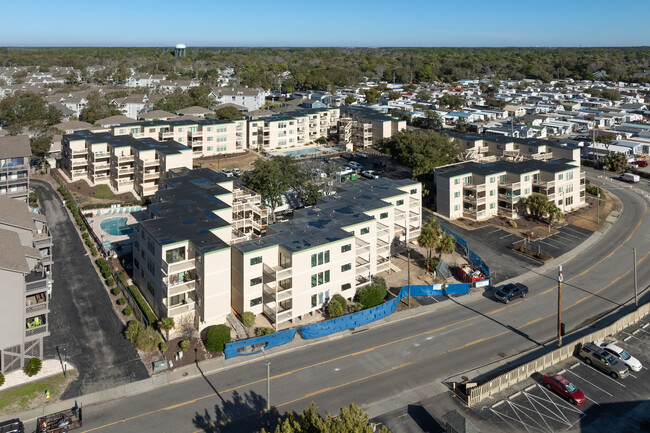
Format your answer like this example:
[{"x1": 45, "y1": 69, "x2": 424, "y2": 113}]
[
  {"x1": 137, "y1": 110, "x2": 176, "y2": 121},
  {"x1": 213, "y1": 102, "x2": 248, "y2": 111},
  {"x1": 0, "y1": 228, "x2": 40, "y2": 274},
  {"x1": 96, "y1": 115, "x2": 137, "y2": 126},
  {"x1": 53, "y1": 120, "x2": 93, "y2": 132},
  {"x1": 176, "y1": 106, "x2": 214, "y2": 116},
  {"x1": 0, "y1": 135, "x2": 31, "y2": 159},
  {"x1": 0, "y1": 196, "x2": 46, "y2": 230}
]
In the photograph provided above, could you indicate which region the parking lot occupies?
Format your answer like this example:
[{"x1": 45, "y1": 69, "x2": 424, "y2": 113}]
[
  {"x1": 524, "y1": 224, "x2": 593, "y2": 259},
  {"x1": 476, "y1": 320, "x2": 650, "y2": 432}
]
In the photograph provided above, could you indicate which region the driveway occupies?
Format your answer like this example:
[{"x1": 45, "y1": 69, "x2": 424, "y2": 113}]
[{"x1": 32, "y1": 179, "x2": 149, "y2": 398}]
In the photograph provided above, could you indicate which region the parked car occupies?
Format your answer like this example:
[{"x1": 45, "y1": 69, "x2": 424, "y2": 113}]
[
  {"x1": 579, "y1": 342, "x2": 630, "y2": 379},
  {"x1": 361, "y1": 170, "x2": 379, "y2": 179},
  {"x1": 357, "y1": 151, "x2": 368, "y2": 158},
  {"x1": 0, "y1": 419, "x2": 24, "y2": 433},
  {"x1": 596, "y1": 341, "x2": 642, "y2": 372},
  {"x1": 348, "y1": 161, "x2": 362, "y2": 169},
  {"x1": 221, "y1": 169, "x2": 234, "y2": 178},
  {"x1": 374, "y1": 160, "x2": 387, "y2": 168},
  {"x1": 542, "y1": 372, "x2": 586, "y2": 405},
  {"x1": 631, "y1": 160, "x2": 648, "y2": 167},
  {"x1": 231, "y1": 168, "x2": 242, "y2": 176},
  {"x1": 494, "y1": 283, "x2": 529, "y2": 303},
  {"x1": 342, "y1": 153, "x2": 354, "y2": 160}
]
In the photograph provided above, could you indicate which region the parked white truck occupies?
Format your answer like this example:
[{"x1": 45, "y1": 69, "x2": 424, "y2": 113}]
[{"x1": 621, "y1": 172, "x2": 640, "y2": 183}]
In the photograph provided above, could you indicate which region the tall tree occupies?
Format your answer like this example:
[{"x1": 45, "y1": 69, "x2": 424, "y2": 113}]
[
  {"x1": 79, "y1": 90, "x2": 122, "y2": 124},
  {"x1": 0, "y1": 92, "x2": 61, "y2": 129},
  {"x1": 362, "y1": 88, "x2": 381, "y2": 103},
  {"x1": 154, "y1": 88, "x2": 193, "y2": 113},
  {"x1": 604, "y1": 151, "x2": 628, "y2": 173},
  {"x1": 213, "y1": 106, "x2": 243, "y2": 120}
]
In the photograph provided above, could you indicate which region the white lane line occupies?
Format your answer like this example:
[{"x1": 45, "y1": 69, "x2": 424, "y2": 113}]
[
  {"x1": 500, "y1": 233, "x2": 516, "y2": 239},
  {"x1": 563, "y1": 370, "x2": 613, "y2": 397},
  {"x1": 585, "y1": 396, "x2": 600, "y2": 406},
  {"x1": 628, "y1": 373, "x2": 638, "y2": 379}
]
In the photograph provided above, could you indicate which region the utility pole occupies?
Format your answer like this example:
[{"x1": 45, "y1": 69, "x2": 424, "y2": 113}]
[
  {"x1": 633, "y1": 248, "x2": 638, "y2": 308},
  {"x1": 557, "y1": 265, "x2": 563, "y2": 347},
  {"x1": 596, "y1": 186, "x2": 600, "y2": 225},
  {"x1": 407, "y1": 242, "x2": 411, "y2": 308},
  {"x1": 261, "y1": 349, "x2": 270, "y2": 414}
]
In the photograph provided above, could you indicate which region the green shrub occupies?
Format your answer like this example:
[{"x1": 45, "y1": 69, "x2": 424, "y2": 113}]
[
  {"x1": 96, "y1": 258, "x2": 107, "y2": 268},
  {"x1": 91, "y1": 248, "x2": 98, "y2": 256},
  {"x1": 179, "y1": 340, "x2": 190, "y2": 351},
  {"x1": 127, "y1": 285, "x2": 157, "y2": 325},
  {"x1": 159, "y1": 342, "x2": 168, "y2": 352},
  {"x1": 123, "y1": 307, "x2": 132, "y2": 316},
  {"x1": 356, "y1": 278, "x2": 387, "y2": 309},
  {"x1": 256, "y1": 327, "x2": 276, "y2": 336},
  {"x1": 204, "y1": 324, "x2": 231, "y2": 352},
  {"x1": 327, "y1": 294, "x2": 347, "y2": 318},
  {"x1": 135, "y1": 327, "x2": 162, "y2": 351},
  {"x1": 106, "y1": 278, "x2": 115, "y2": 287},
  {"x1": 117, "y1": 297, "x2": 126, "y2": 306},
  {"x1": 349, "y1": 302, "x2": 363, "y2": 313},
  {"x1": 23, "y1": 358, "x2": 42, "y2": 377},
  {"x1": 82, "y1": 232, "x2": 90, "y2": 240},
  {"x1": 241, "y1": 312, "x2": 256, "y2": 327},
  {"x1": 125, "y1": 320, "x2": 143, "y2": 343},
  {"x1": 0, "y1": 373, "x2": 5, "y2": 387},
  {"x1": 111, "y1": 286, "x2": 121, "y2": 296}
]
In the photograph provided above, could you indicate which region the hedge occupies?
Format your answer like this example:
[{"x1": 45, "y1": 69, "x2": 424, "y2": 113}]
[
  {"x1": 204, "y1": 325, "x2": 231, "y2": 352},
  {"x1": 127, "y1": 285, "x2": 157, "y2": 325}
]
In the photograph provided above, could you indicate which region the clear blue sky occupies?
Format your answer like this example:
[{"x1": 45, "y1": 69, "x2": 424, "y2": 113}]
[{"x1": 2, "y1": 0, "x2": 649, "y2": 47}]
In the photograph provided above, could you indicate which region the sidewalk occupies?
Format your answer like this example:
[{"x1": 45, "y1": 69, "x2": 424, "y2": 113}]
[{"x1": 0, "y1": 183, "x2": 624, "y2": 425}]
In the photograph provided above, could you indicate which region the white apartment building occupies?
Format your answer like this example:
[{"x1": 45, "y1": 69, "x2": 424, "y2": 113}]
[
  {"x1": 435, "y1": 158, "x2": 585, "y2": 221},
  {"x1": 0, "y1": 136, "x2": 31, "y2": 202},
  {"x1": 0, "y1": 196, "x2": 53, "y2": 373},
  {"x1": 339, "y1": 106, "x2": 406, "y2": 148},
  {"x1": 232, "y1": 178, "x2": 422, "y2": 329},
  {"x1": 247, "y1": 108, "x2": 340, "y2": 151},
  {"x1": 211, "y1": 87, "x2": 265, "y2": 111}
]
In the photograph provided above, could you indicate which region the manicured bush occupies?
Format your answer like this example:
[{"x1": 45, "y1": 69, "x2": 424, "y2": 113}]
[
  {"x1": 111, "y1": 286, "x2": 121, "y2": 296},
  {"x1": 127, "y1": 285, "x2": 157, "y2": 325},
  {"x1": 106, "y1": 278, "x2": 115, "y2": 287},
  {"x1": 241, "y1": 312, "x2": 256, "y2": 327},
  {"x1": 96, "y1": 258, "x2": 106, "y2": 267},
  {"x1": 135, "y1": 327, "x2": 162, "y2": 351},
  {"x1": 117, "y1": 297, "x2": 126, "y2": 306},
  {"x1": 125, "y1": 320, "x2": 143, "y2": 343},
  {"x1": 159, "y1": 342, "x2": 168, "y2": 352},
  {"x1": 327, "y1": 294, "x2": 347, "y2": 319},
  {"x1": 349, "y1": 302, "x2": 363, "y2": 313},
  {"x1": 23, "y1": 357, "x2": 42, "y2": 377},
  {"x1": 91, "y1": 248, "x2": 98, "y2": 256},
  {"x1": 355, "y1": 278, "x2": 387, "y2": 309},
  {"x1": 123, "y1": 307, "x2": 132, "y2": 316},
  {"x1": 256, "y1": 327, "x2": 276, "y2": 336},
  {"x1": 204, "y1": 324, "x2": 231, "y2": 353},
  {"x1": 179, "y1": 340, "x2": 190, "y2": 352},
  {"x1": 82, "y1": 232, "x2": 90, "y2": 240}
]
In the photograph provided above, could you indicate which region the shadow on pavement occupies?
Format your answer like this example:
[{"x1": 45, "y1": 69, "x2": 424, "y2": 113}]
[
  {"x1": 407, "y1": 404, "x2": 445, "y2": 433},
  {"x1": 192, "y1": 390, "x2": 280, "y2": 433}
]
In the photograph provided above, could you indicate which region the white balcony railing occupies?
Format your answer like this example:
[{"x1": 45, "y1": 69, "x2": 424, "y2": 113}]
[{"x1": 162, "y1": 258, "x2": 195, "y2": 276}]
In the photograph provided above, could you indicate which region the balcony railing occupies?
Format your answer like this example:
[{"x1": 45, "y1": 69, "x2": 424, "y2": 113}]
[
  {"x1": 72, "y1": 149, "x2": 88, "y2": 154},
  {"x1": 26, "y1": 302, "x2": 48, "y2": 314},
  {"x1": 356, "y1": 257, "x2": 371, "y2": 274},
  {"x1": 117, "y1": 155, "x2": 135, "y2": 162},
  {"x1": 143, "y1": 159, "x2": 160, "y2": 167},
  {"x1": 355, "y1": 239, "x2": 371, "y2": 256},
  {"x1": 263, "y1": 304, "x2": 292, "y2": 325},
  {"x1": 167, "y1": 280, "x2": 196, "y2": 297},
  {"x1": 162, "y1": 258, "x2": 195, "y2": 276},
  {"x1": 168, "y1": 301, "x2": 195, "y2": 315},
  {"x1": 143, "y1": 171, "x2": 160, "y2": 180},
  {"x1": 25, "y1": 325, "x2": 48, "y2": 337},
  {"x1": 377, "y1": 222, "x2": 390, "y2": 237},
  {"x1": 26, "y1": 277, "x2": 49, "y2": 293},
  {"x1": 263, "y1": 283, "x2": 293, "y2": 303},
  {"x1": 263, "y1": 263, "x2": 293, "y2": 281}
]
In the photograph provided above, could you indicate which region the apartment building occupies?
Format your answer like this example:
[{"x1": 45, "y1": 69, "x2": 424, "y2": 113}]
[
  {"x1": 232, "y1": 178, "x2": 422, "y2": 329},
  {"x1": 61, "y1": 131, "x2": 192, "y2": 196},
  {"x1": 211, "y1": 87, "x2": 265, "y2": 111},
  {"x1": 0, "y1": 196, "x2": 53, "y2": 373},
  {"x1": 435, "y1": 158, "x2": 586, "y2": 221},
  {"x1": 0, "y1": 135, "x2": 31, "y2": 202},
  {"x1": 113, "y1": 118, "x2": 247, "y2": 158},
  {"x1": 339, "y1": 106, "x2": 406, "y2": 148},
  {"x1": 247, "y1": 108, "x2": 340, "y2": 151},
  {"x1": 132, "y1": 169, "x2": 267, "y2": 330}
]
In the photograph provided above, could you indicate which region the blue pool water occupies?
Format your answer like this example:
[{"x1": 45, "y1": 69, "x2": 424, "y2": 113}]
[{"x1": 100, "y1": 217, "x2": 133, "y2": 236}]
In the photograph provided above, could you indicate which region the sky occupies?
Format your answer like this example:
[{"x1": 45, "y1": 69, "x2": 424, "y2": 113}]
[{"x1": 2, "y1": 0, "x2": 649, "y2": 47}]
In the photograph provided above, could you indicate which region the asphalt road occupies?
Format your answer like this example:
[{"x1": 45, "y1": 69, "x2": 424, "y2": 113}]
[{"x1": 32, "y1": 179, "x2": 149, "y2": 398}]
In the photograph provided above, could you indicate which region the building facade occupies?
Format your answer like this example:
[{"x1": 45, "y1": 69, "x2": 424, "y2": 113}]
[
  {"x1": 0, "y1": 196, "x2": 53, "y2": 373},
  {"x1": 339, "y1": 106, "x2": 407, "y2": 148},
  {"x1": 0, "y1": 136, "x2": 31, "y2": 202}
]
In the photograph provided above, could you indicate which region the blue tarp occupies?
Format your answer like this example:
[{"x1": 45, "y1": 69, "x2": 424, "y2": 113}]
[{"x1": 224, "y1": 328, "x2": 298, "y2": 359}]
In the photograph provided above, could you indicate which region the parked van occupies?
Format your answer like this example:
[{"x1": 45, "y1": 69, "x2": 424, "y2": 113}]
[{"x1": 621, "y1": 172, "x2": 640, "y2": 183}]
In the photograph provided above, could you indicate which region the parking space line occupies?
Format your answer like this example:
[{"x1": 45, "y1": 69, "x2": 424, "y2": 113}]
[
  {"x1": 499, "y1": 233, "x2": 515, "y2": 239},
  {"x1": 563, "y1": 370, "x2": 613, "y2": 396},
  {"x1": 621, "y1": 331, "x2": 648, "y2": 343},
  {"x1": 628, "y1": 372, "x2": 638, "y2": 379},
  {"x1": 585, "y1": 396, "x2": 600, "y2": 406}
]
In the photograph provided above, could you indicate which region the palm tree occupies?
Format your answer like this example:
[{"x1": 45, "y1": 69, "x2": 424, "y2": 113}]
[
  {"x1": 546, "y1": 203, "x2": 564, "y2": 224},
  {"x1": 418, "y1": 219, "x2": 443, "y2": 271},
  {"x1": 436, "y1": 233, "x2": 456, "y2": 259},
  {"x1": 157, "y1": 317, "x2": 175, "y2": 340}
]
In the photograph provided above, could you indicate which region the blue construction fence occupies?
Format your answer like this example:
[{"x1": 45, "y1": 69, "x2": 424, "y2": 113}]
[
  {"x1": 223, "y1": 283, "x2": 472, "y2": 359},
  {"x1": 441, "y1": 225, "x2": 491, "y2": 278}
]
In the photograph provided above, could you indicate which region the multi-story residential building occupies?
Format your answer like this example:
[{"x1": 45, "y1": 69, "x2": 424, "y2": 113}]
[
  {"x1": 61, "y1": 131, "x2": 192, "y2": 196},
  {"x1": 435, "y1": 158, "x2": 586, "y2": 221},
  {"x1": 211, "y1": 87, "x2": 265, "y2": 111},
  {"x1": 339, "y1": 106, "x2": 406, "y2": 148},
  {"x1": 232, "y1": 178, "x2": 421, "y2": 329},
  {"x1": 132, "y1": 169, "x2": 267, "y2": 330},
  {"x1": 0, "y1": 196, "x2": 53, "y2": 373},
  {"x1": 0, "y1": 135, "x2": 31, "y2": 202},
  {"x1": 247, "y1": 108, "x2": 340, "y2": 151}
]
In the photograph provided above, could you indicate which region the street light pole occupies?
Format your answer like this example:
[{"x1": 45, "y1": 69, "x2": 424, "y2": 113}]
[
  {"x1": 407, "y1": 242, "x2": 411, "y2": 308},
  {"x1": 557, "y1": 265, "x2": 563, "y2": 347},
  {"x1": 633, "y1": 248, "x2": 638, "y2": 308},
  {"x1": 261, "y1": 348, "x2": 270, "y2": 413}
]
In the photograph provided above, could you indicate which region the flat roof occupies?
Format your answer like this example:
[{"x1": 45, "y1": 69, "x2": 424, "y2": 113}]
[
  {"x1": 436, "y1": 158, "x2": 579, "y2": 179},
  {"x1": 63, "y1": 130, "x2": 190, "y2": 155}
]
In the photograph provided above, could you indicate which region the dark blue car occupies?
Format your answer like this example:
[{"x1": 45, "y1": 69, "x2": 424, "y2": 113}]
[{"x1": 495, "y1": 283, "x2": 529, "y2": 303}]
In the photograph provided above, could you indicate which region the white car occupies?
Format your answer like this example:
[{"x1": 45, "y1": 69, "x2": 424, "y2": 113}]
[
  {"x1": 357, "y1": 152, "x2": 368, "y2": 158},
  {"x1": 597, "y1": 341, "x2": 643, "y2": 372},
  {"x1": 348, "y1": 161, "x2": 362, "y2": 169},
  {"x1": 362, "y1": 170, "x2": 379, "y2": 179},
  {"x1": 221, "y1": 169, "x2": 234, "y2": 178}
]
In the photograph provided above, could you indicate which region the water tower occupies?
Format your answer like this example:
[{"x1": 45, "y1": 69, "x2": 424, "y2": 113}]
[{"x1": 175, "y1": 43, "x2": 186, "y2": 58}]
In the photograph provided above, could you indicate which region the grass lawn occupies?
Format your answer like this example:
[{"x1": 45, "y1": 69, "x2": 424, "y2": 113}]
[
  {"x1": 95, "y1": 184, "x2": 114, "y2": 199},
  {"x1": 0, "y1": 370, "x2": 77, "y2": 414}
]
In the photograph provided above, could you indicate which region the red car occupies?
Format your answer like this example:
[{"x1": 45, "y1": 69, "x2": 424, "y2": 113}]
[
  {"x1": 542, "y1": 372, "x2": 586, "y2": 405},
  {"x1": 632, "y1": 160, "x2": 648, "y2": 167}
]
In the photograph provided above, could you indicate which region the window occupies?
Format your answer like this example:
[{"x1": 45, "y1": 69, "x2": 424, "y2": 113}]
[
  {"x1": 134, "y1": 258, "x2": 139, "y2": 269},
  {"x1": 311, "y1": 254, "x2": 317, "y2": 267},
  {"x1": 170, "y1": 293, "x2": 186, "y2": 306},
  {"x1": 250, "y1": 256, "x2": 262, "y2": 266},
  {"x1": 341, "y1": 283, "x2": 352, "y2": 291},
  {"x1": 318, "y1": 272, "x2": 323, "y2": 285},
  {"x1": 454, "y1": 204, "x2": 461, "y2": 211},
  {"x1": 318, "y1": 252, "x2": 324, "y2": 265},
  {"x1": 207, "y1": 137, "x2": 214, "y2": 142},
  {"x1": 567, "y1": 171, "x2": 574, "y2": 180},
  {"x1": 396, "y1": 199, "x2": 404, "y2": 206},
  {"x1": 207, "y1": 146, "x2": 213, "y2": 151},
  {"x1": 490, "y1": 190, "x2": 495, "y2": 196},
  {"x1": 490, "y1": 203, "x2": 495, "y2": 209},
  {"x1": 177, "y1": 127, "x2": 184, "y2": 132},
  {"x1": 324, "y1": 250, "x2": 330, "y2": 263},
  {"x1": 149, "y1": 128, "x2": 156, "y2": 133},
  {"x1": 566, "y1": 196, "x2": 574, "y2": 206},
  {"x1": 360, "y1": 227, "x2": 370, "y2": 235},
  {"x1": 410, "y1": 188, "x2": 417, "y2": 194},
  {"x1": 524, "y1": 175, "x2": 530, "y2": 181},
  {"x1": 454, "y1": 178, "x2": 461, "y2": 185},
  {"x1": 250, "y1": 277, "x2": 262, "y2": 286},
  {"x1": 454, "y1": 191, "x2": 460, "y2": 198},
  {"x1": 566, "y1": 184, "x2": 574, "y2": 193},
  {"x1": 250, "y1": 297, "x2": 262, "y2": 307},
  {"x1": 490, "y1": 177, "x2": 495, "y2": 183},
  {"x1": 558, "y1": 174, "x2": 563, "y2": 180},
  {"x1": 165, "y1": 246, "x2": 185, "y2": 264},
  {"x1": 341, "y1": 244, "x2": 351, "y2": 253},
  {"x1": 558, "y1": 186, "x2": 563, "y2": 193},
  {"x1": 207, "y1": 127, "x2": 213, "y2": 132},
  {"x1": 341, "y1": 263, "x2": 352, "y2": 272},
  {"x1": 311, "y1": 294, "x2": 317, "y2": 307},
  {"x1": 464, "y1": 176, "x2": 472, "y2": 185},
  {"x1": 380, "y1": 212, "x2": 388, "y2": 219},
  {"x1": 311, "y1": 274, "x2": 317, "y2": 287},
  {"x1": 498, "y1": 175, "x2": 506, "y2": 183}
]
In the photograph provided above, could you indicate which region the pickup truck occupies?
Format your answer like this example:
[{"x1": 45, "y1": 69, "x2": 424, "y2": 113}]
[
  {"x1": 0, "y1": 419, "x2": 24, "y2": 433},
  {"x1": 37, "y1": 405, "x2": 82, "y2": 433}
]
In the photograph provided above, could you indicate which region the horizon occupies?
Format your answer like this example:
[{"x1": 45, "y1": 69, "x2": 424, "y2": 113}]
[{"x1": 2, "y1": 0, "x2": 649, "y2": 47}]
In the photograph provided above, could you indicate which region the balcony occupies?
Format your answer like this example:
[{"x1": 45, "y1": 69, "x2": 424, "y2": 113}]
[
  {"x1": 355, "y1": 238, "x2": 371, "y2": 256},
  {"x1": 168, "y1": 300, "x2": 195, "y2": 316},
  {"x1": 162, "y1": 258, "x2": 195, "y2": 276},
  {"x1": 143, "y1": 171, "x2": 160, "y2": 180},
  {"x1": 167, "y1": 280, "x2": 196, "y2": 297},
  {"x1": 26, "y1": 291, "x2": 48, "y2": 314},
  {"x1": 497, "y1": 193, "x2": 520, "y2": 203},
  {"x1": 356, "y1": 256, "x2": 371, "y2": 275},
  {"x1": 356, "y1": 275, "x2": 371, "y2": 288},
  {"x1": 72, "y1": 149, "x2": 88, "y2": 155},
  {"x1": 143, "y1": 159, "x2": 160, "y2": 167},
  {"x1": 580, "y1": 172, "x2": 586, "y2": 185},
  {"x1": 93, "y1": 162, "x2": 110, "y2": 170},
  {"x1": 263, "y1": 263, "x2": 293, "y2": 281},
  {"x1": 160, "y1": 131, "x2": 174, "y2": 139},
  {"x1": 71, "y1": 158, "x2": 88, "y2": 166},
  {"x1": 377, "y1": 222, "x2": 390, "y2": 237},
  {"x1": 394, "y1": 208, "x2": 406, "y2": 221},
  {"x1": 263, "y1": 303, "x2": 292, "y2": 326},
  {"x1": 463, "y1": 183, "x2": 486, "y2": 192},
  {"x1": 26, "y1": 275, "x2": 49, "y2": 293},
  {"x1": 119, "y1": 166, "x2": 135, "y2": 174},
  {"x1": 263, "y1": 282, "x2": 293, "y2": 303},
  {"x1": 499, "y1": 181, "x2": 521, "y2": 190},
  {"x1": 33, "y1": 230, "x2": 52, "y2": 248},
  {"x1": 409, "y1": 197, "x2": 420, "y2": 209},
  {"x1": 409, "y1": 211, "x2": 420, "y2": 224},
  {"x1": 25, "y1": 314, "x2": 47, "y2": 337},
  {"x1": 189, "y1": 130, "x2": 203, "y2": 139}
]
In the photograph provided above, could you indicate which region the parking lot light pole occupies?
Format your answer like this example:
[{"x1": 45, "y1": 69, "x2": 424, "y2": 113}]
[
  {"x1": 634, "y1": 248, "x2": 638, "y2": 308},
  {"x1": 557, "y1": 265, "x2": 563, "y2": 347}
]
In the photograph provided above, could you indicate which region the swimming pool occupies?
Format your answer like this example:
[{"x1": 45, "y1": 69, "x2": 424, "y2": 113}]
[
  {"x1": 269, "y1": 146, "x2": 337, "y2": 158},
  {"x1": 100, "y1": 217, "x2": 133, "y2": 236}
]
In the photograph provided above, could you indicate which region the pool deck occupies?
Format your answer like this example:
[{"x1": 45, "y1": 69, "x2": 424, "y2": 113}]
[
  {"x1": 87, "y1": 206, "x2": 147, "y2": 251},
  {"x1": 266, "y1": 145, "x2": 338, "y2": 159}
]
